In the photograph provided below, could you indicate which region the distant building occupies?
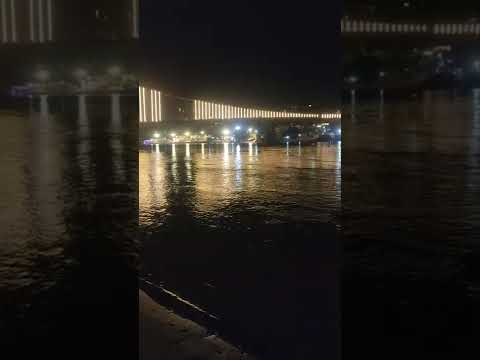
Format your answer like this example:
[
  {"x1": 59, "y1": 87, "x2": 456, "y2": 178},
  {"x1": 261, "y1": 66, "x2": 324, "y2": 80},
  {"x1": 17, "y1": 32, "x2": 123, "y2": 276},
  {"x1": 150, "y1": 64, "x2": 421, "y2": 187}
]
[{"x1": 0, "y1": 0, "x2": 139, "y2": 45}]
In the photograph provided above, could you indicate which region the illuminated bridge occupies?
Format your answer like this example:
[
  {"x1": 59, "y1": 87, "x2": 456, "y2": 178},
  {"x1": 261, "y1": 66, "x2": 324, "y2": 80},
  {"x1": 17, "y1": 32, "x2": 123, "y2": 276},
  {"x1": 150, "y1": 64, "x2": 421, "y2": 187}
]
[
  {"x1": 138, "y1": 85, "x2": 341, "y2": 125},
  {"x1": 341, "y1": 18, "x2": 480, "y2": 38}
]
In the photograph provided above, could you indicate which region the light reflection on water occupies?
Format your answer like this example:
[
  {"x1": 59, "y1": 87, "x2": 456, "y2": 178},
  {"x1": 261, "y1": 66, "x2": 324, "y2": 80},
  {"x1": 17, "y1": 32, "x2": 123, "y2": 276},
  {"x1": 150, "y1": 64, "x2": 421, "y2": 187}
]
[
  {"x1": 140, "y1": 141, "x2": 341, "y2": 359},
  {"x1": 343, "y1": 91, "x2": 480, "y2": 357},
  {"x1": 140, "y1": 143, "x2": 341, "y2": 228},
  {"x1": 0, "y1": 95, "x2": 138, "y2": 346}
]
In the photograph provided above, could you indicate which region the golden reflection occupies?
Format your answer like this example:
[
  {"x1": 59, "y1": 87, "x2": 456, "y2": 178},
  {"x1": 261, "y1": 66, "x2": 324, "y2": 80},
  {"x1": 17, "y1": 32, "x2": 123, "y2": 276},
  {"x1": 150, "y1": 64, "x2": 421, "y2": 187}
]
[
  {"x1": 223, "y1": 142, "x2": 230, "y2": 163},
  {"x1": 139, "y1": 144, "x2": 341, "y2": 223},
  {"x1": 139, "y1": 152, "x2": 167, "y2": 226}
]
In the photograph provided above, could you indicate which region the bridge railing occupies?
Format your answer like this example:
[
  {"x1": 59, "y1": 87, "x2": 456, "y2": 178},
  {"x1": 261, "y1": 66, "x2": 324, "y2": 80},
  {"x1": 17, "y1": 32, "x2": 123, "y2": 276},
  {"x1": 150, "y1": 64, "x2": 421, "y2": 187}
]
[
  {"x1": 139, "y1": 85, "x2": 341, "y2": 123},
  {"x1": 193, "y1": 99, "x2": 332, "y2": 121}
]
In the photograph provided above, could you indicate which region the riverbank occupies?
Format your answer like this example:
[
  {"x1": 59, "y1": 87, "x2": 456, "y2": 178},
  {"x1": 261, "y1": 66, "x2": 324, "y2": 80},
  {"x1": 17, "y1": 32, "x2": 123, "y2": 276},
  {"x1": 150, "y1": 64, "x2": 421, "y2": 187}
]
[{"x1": 139, "y1": 290, "x2": 254, "y2": 360}]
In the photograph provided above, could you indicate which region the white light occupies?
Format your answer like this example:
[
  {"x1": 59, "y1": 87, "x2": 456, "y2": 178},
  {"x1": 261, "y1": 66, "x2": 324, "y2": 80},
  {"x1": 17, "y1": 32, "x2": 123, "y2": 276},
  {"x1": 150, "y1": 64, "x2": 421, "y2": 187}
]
[
  {"x1": 108, "y1": 66, "x2": 122, "y2": 76},
  {"x1": 248, "y1": 128, "x2": 253, "y2": 133},
  {"x1": 185, "y1": 131, "x2": 191, "y2": 136},
  {"x1": 222, "y1": 129, "x2": 230, "y2": 136},
  {"x1": 235, "y1": 126, "x2": 241, "y2": 131},
  {"x1": 348, "y1": 76, "x2": 358, "y2": 83},
  {"x1": 200, "y1": 131, "x2": 205, "y2": 135},
  {"x1": 154, "y1": 133, "x2": 160, "y2": 138},
  {"x1": 170, "y1": 133, "x2": 176, "y2": 137},
  {"x1": 74, "y1": 68, "x2": 88, "y2": 79},
  {"x1": 474, "y1": 60, "x2": 480, "y2": 72},
  {"x1": 35, "y1": 69, "x2": 50, "y2": 82}
]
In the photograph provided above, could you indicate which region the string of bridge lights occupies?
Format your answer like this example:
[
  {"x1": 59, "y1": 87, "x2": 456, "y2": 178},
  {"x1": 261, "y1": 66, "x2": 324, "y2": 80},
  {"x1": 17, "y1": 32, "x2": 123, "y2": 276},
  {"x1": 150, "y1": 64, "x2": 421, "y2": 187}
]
[
  {"x1": 341, "y1": 19, "x2": 480, "y2": 35},
  {"x1": 139, "y1": 85, "x2": 341, "y2": 123}
]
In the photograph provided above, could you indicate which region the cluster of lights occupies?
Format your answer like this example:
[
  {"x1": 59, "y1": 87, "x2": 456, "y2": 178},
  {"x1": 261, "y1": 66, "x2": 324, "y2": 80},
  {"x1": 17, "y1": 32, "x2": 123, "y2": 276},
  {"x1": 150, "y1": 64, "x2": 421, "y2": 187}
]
[
  {"x1": 222, "y1": 126, "x2": 257, "y2": 135},
  {"x1": 321, "y1": 113, "x2": 341, "y2": 119},
  {"x1": 194, "y1": 100, "x2": 322, "y2": 120},
  {"x1": 342, "y1": 20, "x2": 428, "y2": 33},
  {"x1": 152, "y1": 131, "x2": 208, "y2": 139},
  {"x1": 139, "y1": 86, "x2": 162, "y2": 123},
  {"x1": 433, "y1": 23, "x2": 480, "y2": 35},
  {"x1": 341, "y1": 19, "x2": 480, "y2": 36}
]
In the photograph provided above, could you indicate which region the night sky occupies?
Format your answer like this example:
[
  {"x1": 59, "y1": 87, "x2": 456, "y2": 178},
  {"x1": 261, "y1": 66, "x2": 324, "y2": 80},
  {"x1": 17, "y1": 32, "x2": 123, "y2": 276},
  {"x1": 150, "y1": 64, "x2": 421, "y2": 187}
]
[{"x1": 140, "y1": 1, "x2": 342, "y2": 108}]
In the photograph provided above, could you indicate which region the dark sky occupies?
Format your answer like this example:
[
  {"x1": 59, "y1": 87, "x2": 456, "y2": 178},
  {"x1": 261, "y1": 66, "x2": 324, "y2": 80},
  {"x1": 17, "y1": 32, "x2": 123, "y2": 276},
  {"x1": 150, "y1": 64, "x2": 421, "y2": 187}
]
[{"x1": 140, "y1": 1, "x2": 342, "y2": 108}]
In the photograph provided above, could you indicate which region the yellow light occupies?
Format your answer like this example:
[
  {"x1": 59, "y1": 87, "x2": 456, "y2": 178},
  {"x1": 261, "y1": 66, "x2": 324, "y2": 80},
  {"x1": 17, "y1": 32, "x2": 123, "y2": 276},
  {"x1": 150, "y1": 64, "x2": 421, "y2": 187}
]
[
  {"x1": 142, "y1": 87, "x2": 146, "y2": 122},
  {"x1": 138, "y1": 86, "x2": 143, "y2": 123},
  {"x1": 154, "y1": 90, "x2": 158, "y2": 122},
  {"x1": 151, "y1": 89, "x2": 155, "y2": 123}
]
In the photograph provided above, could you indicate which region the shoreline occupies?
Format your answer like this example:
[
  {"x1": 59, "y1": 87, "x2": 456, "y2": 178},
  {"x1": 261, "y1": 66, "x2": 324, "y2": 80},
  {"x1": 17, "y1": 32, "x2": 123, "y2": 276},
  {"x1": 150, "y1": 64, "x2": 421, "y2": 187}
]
[{"x1": 139, "y1": 290, "x2": 255, "y2": 360}]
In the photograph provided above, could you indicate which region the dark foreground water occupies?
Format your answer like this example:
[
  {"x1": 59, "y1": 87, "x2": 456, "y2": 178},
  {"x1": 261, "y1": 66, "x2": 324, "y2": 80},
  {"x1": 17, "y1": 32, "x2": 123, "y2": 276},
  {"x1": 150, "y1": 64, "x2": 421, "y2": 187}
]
[
  {"x1": 0, "y1": 97, "x2": 138, "y2": 357},
  {"x1": 343, "y1": 90, "x2": 480, "y2": 359},
  {"x1": 140, "y1": 142, "x2": 341, "y2": 359}
]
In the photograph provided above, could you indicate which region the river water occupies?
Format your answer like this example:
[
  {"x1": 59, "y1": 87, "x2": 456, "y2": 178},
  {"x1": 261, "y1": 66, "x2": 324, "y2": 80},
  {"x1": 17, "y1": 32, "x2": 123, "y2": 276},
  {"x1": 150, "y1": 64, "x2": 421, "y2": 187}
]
[
  {"x1": 140, "y1": 142, "x2": 341, "y2": 359},
  {"x1": 0, "y1": 96, "x2": 138, "y2": 357},
  {"x1": 342, "y1": 90, "x2": 480, "y2": 359}
]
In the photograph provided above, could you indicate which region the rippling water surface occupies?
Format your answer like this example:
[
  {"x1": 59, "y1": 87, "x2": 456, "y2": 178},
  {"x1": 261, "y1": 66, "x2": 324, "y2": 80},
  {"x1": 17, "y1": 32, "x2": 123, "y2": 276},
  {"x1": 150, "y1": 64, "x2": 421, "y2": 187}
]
[
  {"x1": 0, "y1": 97, "x2": 138, "y2": 353},
  {"x1": 343, "y1": 91, "x2": 480, "y2": 359},
  {"x1": 140, "y1": 142, "x2": 341, "y2": 359}
]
